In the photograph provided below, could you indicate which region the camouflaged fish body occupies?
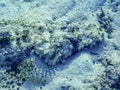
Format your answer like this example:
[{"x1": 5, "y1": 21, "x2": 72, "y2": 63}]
[{"x1": 0, "y1": 14, "x2": 103, "y2": 66}]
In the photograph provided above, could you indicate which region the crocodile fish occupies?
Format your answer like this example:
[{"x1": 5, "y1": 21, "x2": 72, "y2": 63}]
[{"x1": 0, "y1": 13, "x2": 103, "y2": 66}]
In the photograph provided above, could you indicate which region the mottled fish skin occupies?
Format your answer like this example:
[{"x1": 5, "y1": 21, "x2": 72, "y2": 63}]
[{"x1": 0, "y1": 14, "x2": 103, "y2": 66}]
